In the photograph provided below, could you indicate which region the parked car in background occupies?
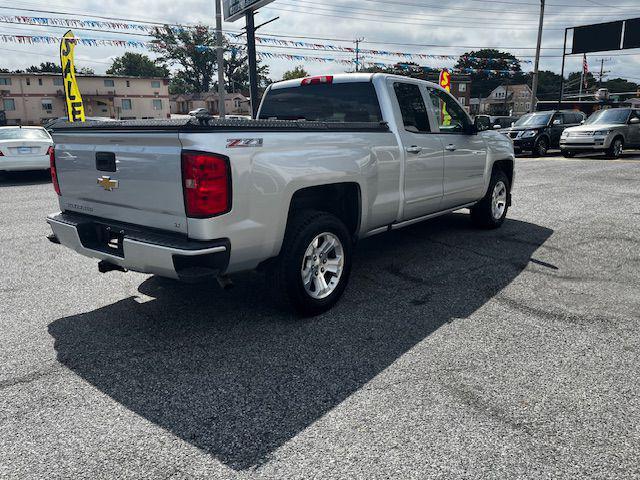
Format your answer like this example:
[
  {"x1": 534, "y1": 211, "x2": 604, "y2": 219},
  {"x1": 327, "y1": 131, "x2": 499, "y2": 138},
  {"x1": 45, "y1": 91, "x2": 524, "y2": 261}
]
[
  {"x1": 490, "y1": 115, "x2": 519, "y2": 130},
  {"x1": 500, "y1": 110, "x2": 585, "y2": 156},
  {"x1": 0, "y1": 126, "x2": 53, "y2": 172},
  {"x1": 188, "y1": 108, "x2": 209, "y2": 116},
  {"x1": 560, "y1": 108, "x2": 640, "y2": 159}
]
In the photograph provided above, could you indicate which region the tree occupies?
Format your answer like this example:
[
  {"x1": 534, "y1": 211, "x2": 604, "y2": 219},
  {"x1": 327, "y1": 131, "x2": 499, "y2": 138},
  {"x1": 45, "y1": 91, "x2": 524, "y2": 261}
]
[
  {"x1": 77, "y1": 67, "x2": 95, "y2": 75},
  {"x1": 151, "y1": 24, "x2": 218, "y2": 93},
  {"x1": 26, "y1": 62, "x2": 62, "y2": 73},
  {"x1": 222, "y1": 46, "x2": 270, "y2": 93},
  {"x1": 524, "y1": 70, "x2": 563, "y2": 100},
  {"x1": 454, "y1": 49, "x2": 525, "y2": 97},
  {"x1": 282, "y1": 66, "x2": 308, "y2": 81},
  {"x1": 107, "y1": 52, "x2": 169, "y2": 78},
  {"x1": 602, "y1": 77, "x2": 638, "y2": 95}
]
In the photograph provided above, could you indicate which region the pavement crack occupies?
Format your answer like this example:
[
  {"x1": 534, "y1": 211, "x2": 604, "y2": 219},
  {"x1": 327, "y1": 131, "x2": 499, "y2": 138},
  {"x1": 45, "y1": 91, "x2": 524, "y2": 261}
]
[{"x1": 0, "y1": 364, "x2": 62, "y2": 391}]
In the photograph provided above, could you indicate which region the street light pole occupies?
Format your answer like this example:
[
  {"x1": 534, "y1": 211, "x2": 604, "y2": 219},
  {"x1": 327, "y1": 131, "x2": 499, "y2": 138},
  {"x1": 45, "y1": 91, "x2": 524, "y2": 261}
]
[
  {"x1": 529, "y1": 0, "x2": 545, "y2": 113},
  {"x1": 215, "y1": 0, "x2": 226, "y2": 118}
]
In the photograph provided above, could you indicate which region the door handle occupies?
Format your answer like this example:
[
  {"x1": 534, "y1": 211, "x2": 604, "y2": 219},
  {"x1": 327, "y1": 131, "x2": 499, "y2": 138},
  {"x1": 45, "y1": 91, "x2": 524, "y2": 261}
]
[
  {"x1": 406, "y1": 145, "x2": 422, "y2": 154},
  {"x1": 444, "y1": 144, "x2": 457, "y2": 151}
]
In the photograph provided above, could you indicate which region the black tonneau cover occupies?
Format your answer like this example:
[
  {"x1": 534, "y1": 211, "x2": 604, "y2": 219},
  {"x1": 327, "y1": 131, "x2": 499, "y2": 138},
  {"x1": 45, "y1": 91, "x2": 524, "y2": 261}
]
[{"x1": 49, "y1": 117, "x2": 389, "y2": 133}]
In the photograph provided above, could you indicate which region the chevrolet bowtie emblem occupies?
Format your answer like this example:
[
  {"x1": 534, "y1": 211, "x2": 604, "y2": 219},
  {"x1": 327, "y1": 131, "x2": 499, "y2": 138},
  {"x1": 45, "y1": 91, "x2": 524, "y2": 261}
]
[{"x1": 97, "y1": 176, "x2": 119, "y2": 191}]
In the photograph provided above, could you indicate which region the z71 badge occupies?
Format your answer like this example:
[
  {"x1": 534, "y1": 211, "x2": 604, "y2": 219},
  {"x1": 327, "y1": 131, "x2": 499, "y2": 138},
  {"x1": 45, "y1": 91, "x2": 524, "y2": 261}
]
[{"x1": 226, "y1": 138, "x2": 263, "y2": 148}]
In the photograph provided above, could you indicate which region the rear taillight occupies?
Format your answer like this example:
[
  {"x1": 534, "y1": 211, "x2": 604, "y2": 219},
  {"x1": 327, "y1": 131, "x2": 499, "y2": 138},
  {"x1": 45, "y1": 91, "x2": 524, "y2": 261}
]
[
  {"x1": 48, "y1": 146, "x2": 61, "y2": 196},
  {"x1": 181, "y1": 151, "x2": 230, "y2": 218},
  {"x1": 301, "y1": 75, "x2": 333, "y2": 86}
]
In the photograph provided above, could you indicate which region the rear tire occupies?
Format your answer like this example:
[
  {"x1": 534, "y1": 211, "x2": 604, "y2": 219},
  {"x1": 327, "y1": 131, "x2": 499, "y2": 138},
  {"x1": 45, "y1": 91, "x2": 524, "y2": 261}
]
[
  {"x1": 606, "y1": 137, "x2": 624, "y2": 159},
  {"x1": 561, "y1": 150, "x2": 576, "y2": 158},
  {"x1": 470, "y1": 169, "x2": 510, "y2": 229},
  {"x1": 267, "y1": 210, "x2": 352, "y2": 316}
]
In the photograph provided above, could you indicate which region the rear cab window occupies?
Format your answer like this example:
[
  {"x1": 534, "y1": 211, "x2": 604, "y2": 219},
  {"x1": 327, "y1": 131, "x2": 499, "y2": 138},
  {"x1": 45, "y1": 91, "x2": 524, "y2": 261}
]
[{"x1": 259, "y1": 81, "x2": 383, "y2": 122}]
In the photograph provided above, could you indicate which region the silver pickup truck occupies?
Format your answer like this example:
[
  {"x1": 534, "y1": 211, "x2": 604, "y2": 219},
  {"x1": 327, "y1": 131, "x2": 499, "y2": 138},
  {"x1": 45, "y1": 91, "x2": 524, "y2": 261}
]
[{"x1": 47, "y1": 73, "x2": 515, "y2": 315}]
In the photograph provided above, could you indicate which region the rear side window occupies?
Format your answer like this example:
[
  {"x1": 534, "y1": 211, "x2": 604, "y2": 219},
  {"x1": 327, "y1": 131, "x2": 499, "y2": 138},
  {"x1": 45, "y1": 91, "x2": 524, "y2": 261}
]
[
  {"x1": 394, "y1": 83, "x2": 430, "y2": 133},
  {"x1": 259, "y1": 82, "x2": 383, "y2": 122}
]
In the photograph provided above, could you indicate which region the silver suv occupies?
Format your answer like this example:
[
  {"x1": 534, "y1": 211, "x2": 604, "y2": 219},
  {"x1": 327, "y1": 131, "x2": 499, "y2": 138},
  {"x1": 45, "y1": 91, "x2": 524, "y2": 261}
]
[{"x1": 560, "y1": 108, "x2": 640, "y2": 158}]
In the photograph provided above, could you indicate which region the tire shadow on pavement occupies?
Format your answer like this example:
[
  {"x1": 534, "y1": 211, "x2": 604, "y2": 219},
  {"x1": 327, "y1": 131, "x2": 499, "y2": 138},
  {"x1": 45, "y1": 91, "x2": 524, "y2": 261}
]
[{"x1": 48, "y1": 213, "x2": 553, "y2": 471}]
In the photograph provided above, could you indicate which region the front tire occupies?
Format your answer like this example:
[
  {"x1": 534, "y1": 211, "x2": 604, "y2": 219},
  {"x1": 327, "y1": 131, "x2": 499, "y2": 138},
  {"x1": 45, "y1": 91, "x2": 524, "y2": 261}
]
[
  {"x1": 268, "y1": 210, "x2": 352, "y2": 316},
  {"x1": 532, "y1": 136, "x2": 549, "y2": 157},
  {"x1": 470, "y1": 169, "x2": 510, "y2": 229},
  {"x1": 606, "y1": 137, "x2": 624, "y2": 159}
]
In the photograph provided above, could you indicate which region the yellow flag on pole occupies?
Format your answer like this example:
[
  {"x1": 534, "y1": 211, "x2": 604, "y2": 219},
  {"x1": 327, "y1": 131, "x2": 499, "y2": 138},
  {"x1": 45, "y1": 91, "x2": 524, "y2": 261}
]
[{"x1": 59, "y1": 30, "x2": 85, "y2": 122}]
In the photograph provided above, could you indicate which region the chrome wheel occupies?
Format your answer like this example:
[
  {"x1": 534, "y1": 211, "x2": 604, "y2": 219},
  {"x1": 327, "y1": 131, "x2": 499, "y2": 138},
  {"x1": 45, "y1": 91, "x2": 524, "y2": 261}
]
[
  {"x1": 301, "y1": 232, "x2": 344, "y2": 300},
  {"x1": 491, "y1": 181, "x2": 507, "y2": 220}
]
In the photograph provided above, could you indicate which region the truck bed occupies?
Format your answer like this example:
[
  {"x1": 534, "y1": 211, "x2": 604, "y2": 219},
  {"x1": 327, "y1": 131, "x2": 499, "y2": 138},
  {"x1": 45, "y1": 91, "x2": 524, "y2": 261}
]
[{"x1": 49, "y1": 117, "x2": 389, "y2": 133}]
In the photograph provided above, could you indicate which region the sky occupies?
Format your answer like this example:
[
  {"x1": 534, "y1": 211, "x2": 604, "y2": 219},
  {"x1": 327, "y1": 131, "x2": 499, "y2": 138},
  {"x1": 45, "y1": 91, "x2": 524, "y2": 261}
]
[{"x1": 1, "y1": 0, "x2": 639, "y2": 92}]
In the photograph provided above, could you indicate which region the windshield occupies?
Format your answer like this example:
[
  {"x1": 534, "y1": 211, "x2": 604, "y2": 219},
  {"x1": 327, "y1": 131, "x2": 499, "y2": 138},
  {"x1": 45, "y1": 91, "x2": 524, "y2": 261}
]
[
  {"x1": 585, "y1": 109, "x2": 630, "y2": 125},
  {"x1": 0, "y1": 128, "x2": 51, "y2": 141},
  {"x1": 514, "y1": 113, "x2": 552, "y2": 127}
]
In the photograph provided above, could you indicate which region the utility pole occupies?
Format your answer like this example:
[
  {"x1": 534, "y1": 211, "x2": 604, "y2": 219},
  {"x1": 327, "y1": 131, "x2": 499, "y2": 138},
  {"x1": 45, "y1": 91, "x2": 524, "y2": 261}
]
[
  {"x1": 598, "y1": 58, "x2": 604, "y2": 88},
  {"x1": 529, "y1": 0, "x2": 545, "y2": 113},
  {"x1": 245, "y1": 11, "x2": 259, "y2": 118},
  {"x1": 215, "y1": 0, "x2": 226, "y2": 118},
  {"x1": 354, "y1": 37, "x2": 364, "y2": 72}
]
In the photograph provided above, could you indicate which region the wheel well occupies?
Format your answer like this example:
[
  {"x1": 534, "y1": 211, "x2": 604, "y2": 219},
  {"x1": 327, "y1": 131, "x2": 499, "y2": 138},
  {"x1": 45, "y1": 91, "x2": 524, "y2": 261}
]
[
  {"x1": 288, "y1": 183, "x2": 361, "y2": 239},
  {"x1": 492, "y1": 159, "x2": 514, "y2": 189}
]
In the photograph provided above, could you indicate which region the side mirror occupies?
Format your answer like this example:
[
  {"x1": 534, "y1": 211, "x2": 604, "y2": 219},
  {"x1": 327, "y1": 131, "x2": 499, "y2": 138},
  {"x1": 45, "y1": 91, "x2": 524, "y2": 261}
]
[
  {"x1": 493, "y1": 124, "x2": 502, "y2": 130},
  {"x1": 552, "y1": 119, "x2": 562, "y2": 125},
  {"x1": 629, "y1": 117, "x2": 640, "y2": 125},
  {"x1": 581, "y1": 120, "x2": 585, "y2": 124}
]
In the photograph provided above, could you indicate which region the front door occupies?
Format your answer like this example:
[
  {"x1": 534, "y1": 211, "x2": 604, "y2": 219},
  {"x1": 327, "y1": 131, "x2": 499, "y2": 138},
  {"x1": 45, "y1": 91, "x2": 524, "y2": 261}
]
[
  {"x1": 390, "y1": 81, "x2": 445, "y2": 221},
  {"x1": 628, "y1": 110, "x2": 640, "y2": 147},
  {"x1": 426, "y1": 87, "x2": 487, "y2": 209}
]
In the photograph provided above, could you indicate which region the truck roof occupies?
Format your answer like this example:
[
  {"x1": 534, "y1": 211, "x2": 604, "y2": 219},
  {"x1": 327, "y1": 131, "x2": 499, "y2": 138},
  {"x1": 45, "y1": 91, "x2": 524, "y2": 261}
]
[{"x1": 270, "y1": 72, "x2": 443, "y2": 92}]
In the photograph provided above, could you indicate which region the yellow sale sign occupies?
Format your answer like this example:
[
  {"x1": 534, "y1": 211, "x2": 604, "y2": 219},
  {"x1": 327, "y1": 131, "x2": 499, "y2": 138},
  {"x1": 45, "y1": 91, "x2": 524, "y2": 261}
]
[
  {"x1": 439, "y1": 69, "x2": 451, "y2": 126},
  {"x1": 59, "y1": 30, "x2": 85, "y2": 122}
]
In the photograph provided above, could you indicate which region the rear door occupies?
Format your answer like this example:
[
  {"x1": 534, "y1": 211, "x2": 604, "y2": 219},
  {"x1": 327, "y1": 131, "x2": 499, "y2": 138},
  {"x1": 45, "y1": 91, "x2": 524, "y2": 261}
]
[
  {"x1": 389, "y1": 80, "x2": 444, "y2": 220},
  {"x1": 426, "y1": 86, "x2": 487, "y2": 209},
  {"x1": 53, "y1": 130, "x2": 188, "y2": 234}
]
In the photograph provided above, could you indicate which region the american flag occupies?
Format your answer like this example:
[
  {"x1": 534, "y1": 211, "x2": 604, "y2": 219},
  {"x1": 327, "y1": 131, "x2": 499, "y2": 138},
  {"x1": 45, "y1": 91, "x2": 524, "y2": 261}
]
[{"x1": 583, "y1": 54, "x2": 589, "y2": 89}]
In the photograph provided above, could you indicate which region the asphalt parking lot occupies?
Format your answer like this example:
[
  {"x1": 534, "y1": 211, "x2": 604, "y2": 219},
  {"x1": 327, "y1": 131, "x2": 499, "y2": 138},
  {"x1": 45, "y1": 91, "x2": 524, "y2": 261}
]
[{"x1": 1, "y1": 153, "x2": 639, "y2": 479}]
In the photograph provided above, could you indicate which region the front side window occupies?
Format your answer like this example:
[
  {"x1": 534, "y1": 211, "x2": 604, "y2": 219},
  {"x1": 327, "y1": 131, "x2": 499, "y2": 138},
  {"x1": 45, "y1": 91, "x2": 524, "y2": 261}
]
[
  {"x1": 427, "y1": 87, "x2": 471, "y2": 133},
  {"x1": 121, "y1": 99, "x2": 132, "y2": 110},
  {"x1": 3, "y1": 98, "x2": 16, "y2": 111},
  {"x1": 393, "y1": 82, "x2": 430, "y2": 133}
]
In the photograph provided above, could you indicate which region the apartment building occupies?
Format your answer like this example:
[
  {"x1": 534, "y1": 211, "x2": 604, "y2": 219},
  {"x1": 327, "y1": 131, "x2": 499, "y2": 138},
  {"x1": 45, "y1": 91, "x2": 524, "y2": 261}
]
[
  {"x1": 0, "y1": 73, "x2": 170, "y2": 125},
  {"x1": 481, "y1": 84, "x2": 537, "y2": 116}
]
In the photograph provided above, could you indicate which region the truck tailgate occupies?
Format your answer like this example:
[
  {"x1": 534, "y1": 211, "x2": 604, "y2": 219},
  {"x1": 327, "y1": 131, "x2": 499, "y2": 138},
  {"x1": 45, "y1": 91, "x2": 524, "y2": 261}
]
[{"x1": 52, "y1": 131, "x2": 188, "y2": 234}]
